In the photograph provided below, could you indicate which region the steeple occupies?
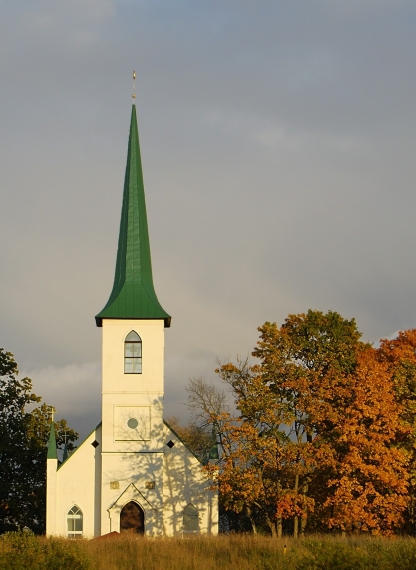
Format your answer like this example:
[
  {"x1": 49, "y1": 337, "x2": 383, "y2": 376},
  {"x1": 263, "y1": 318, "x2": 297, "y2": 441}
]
[{"x1": 96, "y1": 105, "x2": 171, "y2": 327}]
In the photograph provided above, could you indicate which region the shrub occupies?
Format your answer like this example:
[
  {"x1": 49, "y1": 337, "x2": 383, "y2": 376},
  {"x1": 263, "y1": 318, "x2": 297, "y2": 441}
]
[{"x1": 0, "y1": 531, "x2": 91, "y2": 570}]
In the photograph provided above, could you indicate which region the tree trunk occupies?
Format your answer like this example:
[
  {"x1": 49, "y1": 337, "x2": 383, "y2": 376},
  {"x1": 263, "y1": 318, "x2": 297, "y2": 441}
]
[
  {"x1": 246, "y1": 506, "x2": 257, "y2": 534},
  {"x1": 293, "y1": 472, "x2": 299, "y2": 538},
  {"x1": 277, "y1": 516, "x2": 282, "y2": 538},
  {"x1": 300, "y1": 483, "x2": 308, "y2": 535},
  {"x1": 265, "y1": 514, "x2": 277, "y2": 538},
  {"x1": 276, "y1": 481, "x2": 283, "y2": 538}
]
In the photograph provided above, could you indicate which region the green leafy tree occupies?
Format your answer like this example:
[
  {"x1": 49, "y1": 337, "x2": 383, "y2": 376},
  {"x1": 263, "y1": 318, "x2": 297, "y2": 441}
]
[{"x1": 0, "y1": 348, "x2": 78, "y2": 534}]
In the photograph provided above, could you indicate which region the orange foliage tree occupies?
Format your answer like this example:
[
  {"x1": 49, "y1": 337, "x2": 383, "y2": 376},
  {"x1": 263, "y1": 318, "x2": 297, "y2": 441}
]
[
  {"x1": 378, "y1": 329, "x2": 416, "y2": 533},
  {"x1": 203, "y1": 312, "x2": 410, "y2": 536},
  {"x1": 320, "y1": 348, "x2": 408, "y2": 534},
  {"x1": 210, "y1": 360, "x2": 314, "y2": 537},
  {"x1": 252, "y1": 311, "x2": 366, "y2": 536}
]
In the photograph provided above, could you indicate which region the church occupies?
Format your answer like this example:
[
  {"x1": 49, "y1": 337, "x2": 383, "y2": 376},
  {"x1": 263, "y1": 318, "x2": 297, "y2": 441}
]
[{"x1": 45, "y1": 103, "x2": 218, "y2": 538}]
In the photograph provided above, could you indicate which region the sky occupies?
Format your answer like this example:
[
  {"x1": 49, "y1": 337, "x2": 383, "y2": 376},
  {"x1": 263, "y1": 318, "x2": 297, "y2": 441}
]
[{"x1": 2, "y1": 0, "x2": 416, "y2": 439}]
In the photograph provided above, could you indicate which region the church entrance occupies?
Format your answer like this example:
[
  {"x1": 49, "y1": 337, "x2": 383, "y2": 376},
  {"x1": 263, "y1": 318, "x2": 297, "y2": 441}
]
[{"x1": 120, "y1": 501, "x2": 145, "y2": 534}]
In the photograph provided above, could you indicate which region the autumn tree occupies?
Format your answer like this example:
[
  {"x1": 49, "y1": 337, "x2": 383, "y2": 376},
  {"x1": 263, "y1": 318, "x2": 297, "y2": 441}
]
[
  {"x1": 212, "y1": 359, "x2": 315, "y2": 537},
  {"x1": 377, "y1": 329, "x2": 416, "y2": 533},
  {"x1": 253, "y1": 310, "x2": 365, "y2": 436},
  {"x1": 251, "y1": 310, "x2": 366, "y2": 536},
  {"x1": 197, "y1": 311, "x2": 410, "y2": 536},
  {"x1": 182, "y1": 375, "x2": 267, "y2": 532},
  {"x1": 0, "y1": 348, "x2": 78, "y2": 534},
  {"x1": 319, "y1": 348, "x2": 409, "y2": 534}
]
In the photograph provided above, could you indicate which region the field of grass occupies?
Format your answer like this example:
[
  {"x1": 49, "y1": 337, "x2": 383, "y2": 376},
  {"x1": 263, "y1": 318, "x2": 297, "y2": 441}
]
[{"x1": 2, "y1": 531, "x2": 416, "y2": 570}]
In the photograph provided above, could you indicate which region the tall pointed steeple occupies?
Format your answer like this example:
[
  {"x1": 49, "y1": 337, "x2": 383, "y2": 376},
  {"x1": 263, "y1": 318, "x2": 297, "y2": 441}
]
[{"x1": 96, "y1": 105, "x2": 171, "y2": 327}]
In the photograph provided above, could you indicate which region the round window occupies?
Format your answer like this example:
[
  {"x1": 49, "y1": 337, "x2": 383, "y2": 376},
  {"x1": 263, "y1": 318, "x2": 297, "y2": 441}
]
[{"x1": 127, "y1": 417, "x2": 139, "y2": 429}]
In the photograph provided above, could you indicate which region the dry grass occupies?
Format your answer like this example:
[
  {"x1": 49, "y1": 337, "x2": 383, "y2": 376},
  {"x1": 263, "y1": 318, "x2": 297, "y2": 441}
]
[
  {"x1": 87, "y1": 534, "x2": 290, "y2": 570},
  {"x1": 2, "y1": 531, "x2": 416, "y2": 570}
]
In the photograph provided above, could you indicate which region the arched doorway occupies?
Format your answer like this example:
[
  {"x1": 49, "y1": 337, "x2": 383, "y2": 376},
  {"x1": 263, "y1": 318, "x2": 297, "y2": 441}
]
[{"x1": 120, "y1": 501, "x2": 145, "y2": 534}]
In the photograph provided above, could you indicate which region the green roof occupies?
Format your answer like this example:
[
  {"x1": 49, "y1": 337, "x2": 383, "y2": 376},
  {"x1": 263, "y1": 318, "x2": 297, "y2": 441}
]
[
  {"x1": 47, "y1": 422, "x2": 57, "y2": 460},
  {"x1": 96, "y1": 105, "x2": 171, "y2": 327}
]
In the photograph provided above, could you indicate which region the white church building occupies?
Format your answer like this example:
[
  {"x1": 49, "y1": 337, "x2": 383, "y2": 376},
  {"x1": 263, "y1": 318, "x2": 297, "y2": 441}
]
[{"x1": 46, "y1": 104, "x2": 218, "y2": 538}]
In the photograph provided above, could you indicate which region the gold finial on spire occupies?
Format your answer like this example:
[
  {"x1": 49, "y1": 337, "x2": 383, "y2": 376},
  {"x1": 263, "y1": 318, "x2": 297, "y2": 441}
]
[{"x1": 132, "y1": 70, "x2": 136, "y2": 99}]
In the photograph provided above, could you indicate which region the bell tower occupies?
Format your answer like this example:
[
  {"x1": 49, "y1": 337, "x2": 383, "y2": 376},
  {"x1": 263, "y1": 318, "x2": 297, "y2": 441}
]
[{"x1": 96, "y1": 104, "x2": 171, "y2": 535}]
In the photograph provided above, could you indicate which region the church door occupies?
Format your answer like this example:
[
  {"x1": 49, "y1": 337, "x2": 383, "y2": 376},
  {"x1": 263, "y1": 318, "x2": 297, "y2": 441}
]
[{"x1": 120, "y1": 501, "x2": 145, "y2": 534}]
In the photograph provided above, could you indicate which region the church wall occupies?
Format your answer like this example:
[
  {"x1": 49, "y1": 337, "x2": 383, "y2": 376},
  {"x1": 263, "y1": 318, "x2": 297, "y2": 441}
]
[
  {"x1": 101, "y1": 453, "x2": 164, "y2": 535},
  {"x1": 101, "y1": 318, "x2": 167, "y2": 535},
  {"x1": 46, "y1": 458, "x2": 57, "y2": 536},
  {"x1": 101, "y1": 319, "x2": 165, "y2": 454},
  {"x1": 101, "y1": 319, "x2": 164, "y2": 393},
  {"x1": 54, "y1": 424, "x2": 102, "y2": 538},
  {"x1": 48, "y1": 297, "x2": 219, "y2": 539},
  {"x1": 163, "y1": 425, "x2": 219, "y2": 536}
]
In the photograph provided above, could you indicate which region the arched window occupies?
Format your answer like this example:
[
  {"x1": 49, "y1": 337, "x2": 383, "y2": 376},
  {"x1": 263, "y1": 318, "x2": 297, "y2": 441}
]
[
  {"x1": 183, "y1": 503, "x2": 199, "y2": 532},
  {"x1": 67, "y1": 505, "x2": 83, "y2": 538},
  {"x1": 125, "y1": 331, "x2": 142, "y2": 374}
]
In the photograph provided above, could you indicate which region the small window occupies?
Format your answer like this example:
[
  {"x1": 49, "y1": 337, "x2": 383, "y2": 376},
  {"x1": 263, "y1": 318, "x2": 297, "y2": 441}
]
[
  {"x1": 183, "y1": 504, "x2": 199, "y2": 532},
  {"x1": 67, "y1": 505, "x2": 83, "y2": 538},
  {"x1": 125, "y1": 331, "x2": 142, "y2": 374}
]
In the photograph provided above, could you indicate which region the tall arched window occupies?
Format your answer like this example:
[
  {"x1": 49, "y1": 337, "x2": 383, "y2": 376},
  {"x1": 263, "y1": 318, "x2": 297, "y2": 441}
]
[
  {"x1": 67, "y1": 505, "x2": 83, "y2": 538},
  {"x1": 183, "y1": 503, "x2": 199, "y2": 532},
  {"x1": 125, "y1": 331, "x2": 142, "y2": 374}
]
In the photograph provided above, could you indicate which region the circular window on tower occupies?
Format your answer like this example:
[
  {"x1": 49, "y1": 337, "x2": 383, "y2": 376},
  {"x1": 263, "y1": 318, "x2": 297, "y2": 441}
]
[{"x1": 127, "y1": 417, "x2": 139, "y2": 430}]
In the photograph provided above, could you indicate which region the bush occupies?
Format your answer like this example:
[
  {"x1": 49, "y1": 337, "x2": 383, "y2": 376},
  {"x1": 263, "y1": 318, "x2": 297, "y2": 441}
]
[{"x1": 0, "y1": 531, "x2": 91, "y2": 570}]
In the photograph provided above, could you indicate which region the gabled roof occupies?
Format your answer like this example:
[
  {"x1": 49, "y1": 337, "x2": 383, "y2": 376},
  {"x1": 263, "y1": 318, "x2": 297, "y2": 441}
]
[{"x1": 96, "y1": 105, "x2": 171, "y2": 328}]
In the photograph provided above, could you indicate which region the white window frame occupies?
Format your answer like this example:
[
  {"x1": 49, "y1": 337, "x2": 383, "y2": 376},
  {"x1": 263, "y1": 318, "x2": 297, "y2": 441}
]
[
  {"x1": 67, "y1": 505, "x2": 83, "y2": 539},
  {"x1": 124, "y1": 331, "x2": 142, "y2": 374}
]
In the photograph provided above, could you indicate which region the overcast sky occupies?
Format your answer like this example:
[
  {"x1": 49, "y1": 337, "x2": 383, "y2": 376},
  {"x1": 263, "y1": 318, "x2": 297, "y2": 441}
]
[{"x1": 2, "y1": 1, "x2": 416, "y2": 439}]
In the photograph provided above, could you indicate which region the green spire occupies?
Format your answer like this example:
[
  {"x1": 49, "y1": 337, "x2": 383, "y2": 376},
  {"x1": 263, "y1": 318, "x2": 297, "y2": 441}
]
[
  {"x1": 47, "y1": 422, "x2": 57, "y2": 460},
  {"x1": 96, "y1": 105, "x2": 171, "y2": 327},
  {"x1": 209, "y1": 424, "x2": 219, "y2": 460}
]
